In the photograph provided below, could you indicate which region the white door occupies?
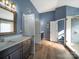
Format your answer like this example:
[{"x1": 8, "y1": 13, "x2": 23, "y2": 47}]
[
  {"x1": 50, "y1": 21, "x2": 58, "y2": 42},
  {"x1": 23, "y1": 14, "x2": 41, "y2": 43},
  {"x1": 23, "y1": 14, "x2": 35, "y2": 36},
  {"x1": 66, "y1": 17, "x2": 72, "y2": 46}
]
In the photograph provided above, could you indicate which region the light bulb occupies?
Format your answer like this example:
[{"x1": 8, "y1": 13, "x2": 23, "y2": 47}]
[
  {"x1": 5, "y1": 0, "x2": 8, "y2": 5},
  {"x1": 12, "y1": 4, "x2": 15, "y2": 8}
]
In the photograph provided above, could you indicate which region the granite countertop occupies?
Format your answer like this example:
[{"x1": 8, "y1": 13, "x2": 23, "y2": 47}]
[{"x1": 0, "y1": 36, "x2": 31, "y2": 52}]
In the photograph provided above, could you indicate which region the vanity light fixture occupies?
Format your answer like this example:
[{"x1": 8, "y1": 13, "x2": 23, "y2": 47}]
[
  {"x1": 0, "y1": 0, "x2": 16, "y2": 11},
  {"x1": 0, "y1": 0, "x2": 6, "y2": 6},
  {"x1": 8, "y1": 2, "x2": 11, "y2": 9},
  {"x1": 11, "y1": 2, "x2": 16, "y2": 11},
  {"x1": 5, "y1": 0, "x2": 9, "y2": 5},
  {"x1": 5, "y1": 0, "x2": 10, "y2": 9}
]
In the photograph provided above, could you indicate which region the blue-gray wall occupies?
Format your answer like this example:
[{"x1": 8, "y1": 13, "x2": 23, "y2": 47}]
[
  {"x1": 66, "y1": 6, "x2": 79, "y2": 16},
  {"x1": 39, "y1": 11, "x2": 55, "y2": 39},
  {"x1": 55, "y1": 6, "x2": 66, "y2": 20},
  {"x1": 39, "y1": 6, "x2": 66, "y2": 39},
  {"x1": 55, "y1": 6, "x2": 79, "y2": 20},
  {"x1": 39, "y1": 6, "x2": 79, "y2": 39},
  {"x1": 57, "y1": 6, "x2": 79, "y2": 33},
  {"x1": 55, "y1": 6, "x2": 66, "y2": 33},
  {"x1": 12, "y1": 0, "x2": 39, "y2": 34},
  {"x1": 1, "y1": 1, "x2": 79, "y2": 41},
  {"x1": 0, "y1": 0, "x2": 39, "y2": 38}
]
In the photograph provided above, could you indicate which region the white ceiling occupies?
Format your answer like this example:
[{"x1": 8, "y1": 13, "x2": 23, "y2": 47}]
[{"x1": 30, "y1": 0, "x2": 79, "y2": 13}]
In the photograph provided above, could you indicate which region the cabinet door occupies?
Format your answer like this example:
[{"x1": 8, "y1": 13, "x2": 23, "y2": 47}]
[
  {"x1": 23, "y1": 39, "x2": 31, "y2": 54},
  {"x1": 9, "y1": 49, "x2": 22, "y2": 59},
  {"x1": 0, "y1": 56, "x2": 9, "y2": 59},
  {"x1": 22, "y1": 39, "x2": 32, "y2": 59},
  {"x1": 3, "y1": 56, "x2": 9, "y2": 59}
]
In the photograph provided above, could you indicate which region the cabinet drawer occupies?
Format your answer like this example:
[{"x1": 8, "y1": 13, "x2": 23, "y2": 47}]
[
  {"x1": 22, "y1": 40, "x2": 31, "y2": 52},
  {"x1": 23, "y1": 39, "x2": 31, "y2": 45},
  {"x1": 9, "y1": 48, "x2": 22, "y2": 59},
  {"x1": 0, "y1": 43, "x2": 22, "y2": 57},
  {"x1": 0, "y1": 56, "x2": 9, "y2": 59}
]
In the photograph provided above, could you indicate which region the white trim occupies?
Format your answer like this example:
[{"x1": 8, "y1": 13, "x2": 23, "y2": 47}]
[
  {"x1": 56, "y1": 18, "x2": 65, "y2": 22},
  {"x1": 66, "y1": 15, "x2": 79, "y2": 56},
  {"x1": 50, "y1": 21, "x2": 58, "y2": 42},
  {"x1": 65, "y1": 15, "x2": 79, "y2": 45},
  {"x1": 50, "y1": 18, "x2": 65, "y2": 42},
  {"x1": 55, "y1": 18, "x2": 65, "y2": 42}
]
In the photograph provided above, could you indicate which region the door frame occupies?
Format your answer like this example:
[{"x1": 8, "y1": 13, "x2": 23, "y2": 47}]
[
  {"x1": 65, "y1": 15, "x2": 79, "y2": 57},
  {"x1": 56, "y1": 18, "x2": 66, "y2": 44},
  {"x1": 50, "y1": 21, "x2": 58, "y2": 42},
  {"x1": 50, "y1": 18, "x2": 66, "y2": 43}
]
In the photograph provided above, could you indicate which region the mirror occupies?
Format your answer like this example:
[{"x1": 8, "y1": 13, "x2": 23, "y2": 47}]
[{"x1": 0, "y1": 7, "x2": 16, "y2": 35}]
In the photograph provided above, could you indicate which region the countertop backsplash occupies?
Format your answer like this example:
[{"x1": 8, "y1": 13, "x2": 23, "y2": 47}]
[{"x1": 0, "y1": 34, "x2": 23, "y2": 42}]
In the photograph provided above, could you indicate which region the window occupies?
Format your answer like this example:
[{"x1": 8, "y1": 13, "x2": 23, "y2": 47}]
[{"x1": 0, "y1": 7, "x2": 16, "y2": 35}]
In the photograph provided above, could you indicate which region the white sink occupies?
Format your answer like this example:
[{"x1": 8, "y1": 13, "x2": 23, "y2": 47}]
[{"x1": 0, "y1": 35, "x2": 31, "y2": 51}]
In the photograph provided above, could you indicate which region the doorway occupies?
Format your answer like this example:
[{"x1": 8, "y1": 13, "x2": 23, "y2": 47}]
[
  {"x1": 23, "y1": 14, "x2": 35, "y2": 36},
  {"x1": 57, "y1": 19, "x2": 65, "y2": 44},
  {"x1": 23, "y1": 13, "x2": 41, "y2": 43},
  {"x1": 50, "y1": 19, "x2": 65, "y2": 43},
  {"x1": 66, "y1": 16, "x2": 79, "y2": 56}
]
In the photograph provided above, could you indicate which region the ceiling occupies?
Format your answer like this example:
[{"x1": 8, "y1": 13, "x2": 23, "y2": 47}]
[{"x1": 30, "y1": 0, "x2": 79, "y2": 13}]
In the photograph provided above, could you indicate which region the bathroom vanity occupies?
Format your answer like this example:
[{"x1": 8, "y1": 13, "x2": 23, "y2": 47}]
[{"x1": 0, "y1": 36, "x2": 32, "y2": 59}]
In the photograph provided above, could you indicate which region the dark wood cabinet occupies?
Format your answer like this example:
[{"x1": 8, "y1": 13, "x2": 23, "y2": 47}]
[
  {"x1": 22, "y1": 39, "x2": 32, "y2": 59},
  {"x1": 0, "y1": 39, "x2": 32, "y2": 59},
  {"x1": 9, "y1": 48, "x2": 22, "y2": 59},
  {"x1": 4, "y1": 57, "x2": 9, "y2": 59},
  {"x1": 1, "y1": 56, "x2": 9, "y2": 59}
]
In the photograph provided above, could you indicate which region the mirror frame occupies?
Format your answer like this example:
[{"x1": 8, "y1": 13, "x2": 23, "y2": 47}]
[{"x1": 0, "y1": 6, "x2": 16, "y2": 35}]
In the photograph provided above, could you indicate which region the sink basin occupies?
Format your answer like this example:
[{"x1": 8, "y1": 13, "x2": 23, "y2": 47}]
[
  {"x1": 0, "y1": 40, "x2": 16, "y2": 46},
  {"x1": 0, "y1": 36, "x2": 31, "y2": 51},
  {"x1": 0, "y1": 40, "x2": 17, "y2": 51},
  {"x1": 0, "y1": 37, "x2": 22, "y2": 49},
  {"x1": 0, "y1": 37, "x2": 23, "y2": 48},
  {"x1": 0, "y1": 39, "x2": 17, "y2": 43}
]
